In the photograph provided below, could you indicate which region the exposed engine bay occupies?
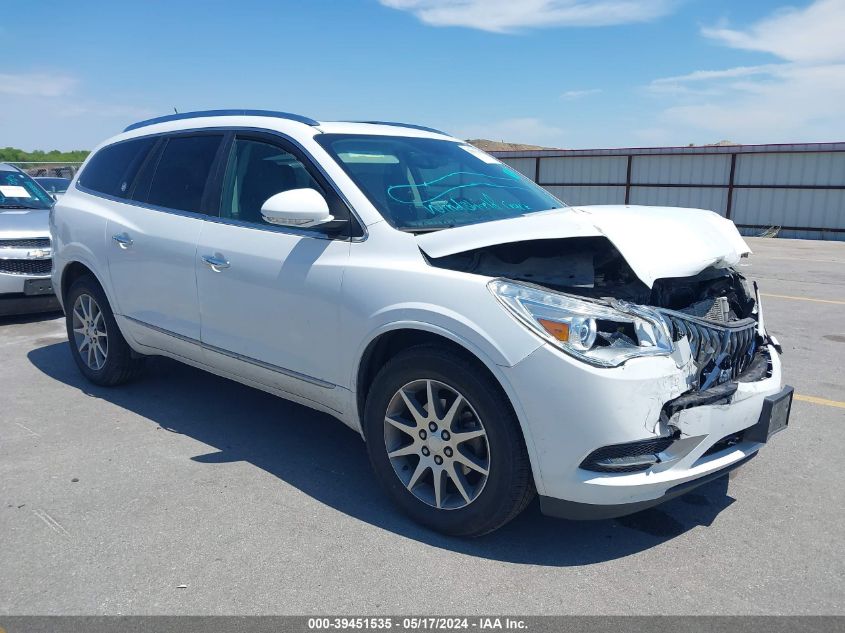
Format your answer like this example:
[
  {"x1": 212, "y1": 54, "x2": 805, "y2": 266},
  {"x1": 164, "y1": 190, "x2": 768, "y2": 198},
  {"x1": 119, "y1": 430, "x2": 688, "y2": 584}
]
[{"x1": 428, "y1": 237, "x2": 766, "y2": 393}]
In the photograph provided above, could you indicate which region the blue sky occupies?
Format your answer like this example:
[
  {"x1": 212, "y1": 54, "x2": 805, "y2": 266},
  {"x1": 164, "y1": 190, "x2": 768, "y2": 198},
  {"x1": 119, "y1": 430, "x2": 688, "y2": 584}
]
[{"x1": 2, "y1": 0, "x2": 843, "y2": 150}]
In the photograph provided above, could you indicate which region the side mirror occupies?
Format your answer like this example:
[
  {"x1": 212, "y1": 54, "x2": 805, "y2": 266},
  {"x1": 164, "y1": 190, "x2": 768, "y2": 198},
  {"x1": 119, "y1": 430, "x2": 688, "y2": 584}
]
[{"x1": 260, "y1": 188, "x2": 334, "y2": 228}]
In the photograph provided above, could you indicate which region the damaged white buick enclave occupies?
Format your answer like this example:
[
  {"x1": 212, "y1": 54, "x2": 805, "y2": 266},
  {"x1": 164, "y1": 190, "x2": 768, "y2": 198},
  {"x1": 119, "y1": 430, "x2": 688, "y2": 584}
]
[{"x1": 51, "y1": 110, "x2": 792, "y2": 536}]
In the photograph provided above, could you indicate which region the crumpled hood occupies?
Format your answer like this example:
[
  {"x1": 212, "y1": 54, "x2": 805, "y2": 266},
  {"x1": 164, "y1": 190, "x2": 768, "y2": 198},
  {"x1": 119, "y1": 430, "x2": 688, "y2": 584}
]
[
  {"x1": 416, "y1": 205, "x2": 751, "y2": 288},
  {"x1": 0, "y1": 208, "x2": 51, "y2": 239}
]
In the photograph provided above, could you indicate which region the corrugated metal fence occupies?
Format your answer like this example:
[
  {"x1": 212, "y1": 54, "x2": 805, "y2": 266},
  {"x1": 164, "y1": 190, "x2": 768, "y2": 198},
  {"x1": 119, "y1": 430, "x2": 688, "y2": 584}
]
[{"x1": 492, "y1": 142, "x2": 845, "y2": 241}]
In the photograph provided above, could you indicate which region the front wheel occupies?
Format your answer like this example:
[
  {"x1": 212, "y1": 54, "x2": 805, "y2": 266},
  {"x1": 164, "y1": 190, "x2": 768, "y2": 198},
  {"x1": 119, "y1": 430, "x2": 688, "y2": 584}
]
[
  {"x1": 363, "y1": 344, "x2": 535, "y2": 537},
  {"x1": 65, "y1": 275, "x2": 144, "y2": 386}
]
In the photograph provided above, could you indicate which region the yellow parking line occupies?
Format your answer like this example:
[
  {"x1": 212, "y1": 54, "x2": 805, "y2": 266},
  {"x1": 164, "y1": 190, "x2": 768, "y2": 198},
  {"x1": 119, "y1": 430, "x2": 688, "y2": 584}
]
[
  {"x1": 794, "y1": 394, "x2": 845, "y2": 409},
  {"x1": 761, "y1": 293, "x2": 845, "y2": 306}
]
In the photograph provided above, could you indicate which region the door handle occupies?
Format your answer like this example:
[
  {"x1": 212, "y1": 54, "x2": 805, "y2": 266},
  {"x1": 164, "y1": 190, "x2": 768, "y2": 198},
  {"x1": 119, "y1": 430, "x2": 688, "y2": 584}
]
[
  {"x1": 112, "y1": 233, "x2": 133, "y2": 249},
  {"x1": 201, "y1": 253, "x2": 231, "y2": 271}
]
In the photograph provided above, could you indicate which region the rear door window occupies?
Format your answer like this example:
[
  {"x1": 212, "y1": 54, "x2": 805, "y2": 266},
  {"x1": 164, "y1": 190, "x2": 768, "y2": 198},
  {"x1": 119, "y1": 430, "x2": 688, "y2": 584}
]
[
  {"x1": 78, "y1": 137, "x2": 156, "y2": 198},
  {"x1": 143, "y1": 134, "x2": 223, "y2": 214}
]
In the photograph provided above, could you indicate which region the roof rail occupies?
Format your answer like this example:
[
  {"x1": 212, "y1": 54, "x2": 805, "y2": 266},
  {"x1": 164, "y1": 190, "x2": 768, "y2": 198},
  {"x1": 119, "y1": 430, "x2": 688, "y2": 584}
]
[
  {"x1": 353, "y1": 121, "x2": 450, "y2": 136},
  {"x1": 124, "y1": 109, "x2": 319, "y2": 133}
]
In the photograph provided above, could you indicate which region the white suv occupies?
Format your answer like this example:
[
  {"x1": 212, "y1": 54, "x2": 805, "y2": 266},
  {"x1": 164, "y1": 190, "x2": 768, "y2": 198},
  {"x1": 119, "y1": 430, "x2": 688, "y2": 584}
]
[{"x1": 51, "y1": 110, "x2": 791, "y2": 536}]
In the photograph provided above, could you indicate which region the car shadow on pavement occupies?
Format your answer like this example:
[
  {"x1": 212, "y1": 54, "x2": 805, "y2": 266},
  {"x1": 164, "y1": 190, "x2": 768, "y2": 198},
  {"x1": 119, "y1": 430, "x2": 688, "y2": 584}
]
[
  {"x1": 0, "y1": 310, "x2": 63, "y2": 326},
  {"x1": 28, "y1": 341, "x2": 736, "y2": 567}
]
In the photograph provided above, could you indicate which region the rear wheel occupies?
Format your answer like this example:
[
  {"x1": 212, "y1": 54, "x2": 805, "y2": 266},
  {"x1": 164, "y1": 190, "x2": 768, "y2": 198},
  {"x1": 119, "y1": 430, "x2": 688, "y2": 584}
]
[
  {"x1": 364, "y1": 344, "x2": 534, "y2": 537},
  {"x1": 65, "y1": 275, "x2": 144, "y2": 386}
]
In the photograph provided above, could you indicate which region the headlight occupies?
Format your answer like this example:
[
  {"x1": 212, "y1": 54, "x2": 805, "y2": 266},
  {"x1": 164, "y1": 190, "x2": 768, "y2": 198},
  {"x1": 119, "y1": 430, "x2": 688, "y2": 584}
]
[{"x1": 488, "y1": 279, "x2": 673, "y2": 367}]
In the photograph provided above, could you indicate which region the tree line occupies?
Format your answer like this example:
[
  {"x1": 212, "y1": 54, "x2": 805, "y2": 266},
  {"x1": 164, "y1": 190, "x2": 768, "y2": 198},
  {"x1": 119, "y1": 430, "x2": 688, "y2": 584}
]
[{"x1": 0, "y1": 147, "x2": 90, "y2": 163}]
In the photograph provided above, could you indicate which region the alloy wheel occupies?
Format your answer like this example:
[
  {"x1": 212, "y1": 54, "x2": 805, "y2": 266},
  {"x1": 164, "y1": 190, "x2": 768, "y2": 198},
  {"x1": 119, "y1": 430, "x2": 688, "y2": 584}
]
[
  {"x1": 383, "y1": 379, "x2": 490, "y2": 510},
  {"x1": 72, "y1": 293, "x2": 108, "y2": 371}
]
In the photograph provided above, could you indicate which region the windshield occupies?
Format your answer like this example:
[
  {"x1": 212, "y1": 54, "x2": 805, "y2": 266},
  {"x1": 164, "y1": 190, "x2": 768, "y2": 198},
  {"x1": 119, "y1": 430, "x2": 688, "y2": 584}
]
[
  {"x1": 315, "y1": 134, "x2": 563, "y2": 230},
  {"x1": 0, "y1": 169, "x2": 54, "y2": 209}
]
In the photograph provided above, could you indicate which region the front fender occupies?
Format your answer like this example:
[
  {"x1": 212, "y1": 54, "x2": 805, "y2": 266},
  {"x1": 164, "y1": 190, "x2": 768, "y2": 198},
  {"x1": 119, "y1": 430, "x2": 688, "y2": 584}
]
[
  {"x1": 365, "y1": 303, "x2": 541, "y2": 368},
  {"x1": 349, "y1": 315, "x2": 546, "y2": 493}
]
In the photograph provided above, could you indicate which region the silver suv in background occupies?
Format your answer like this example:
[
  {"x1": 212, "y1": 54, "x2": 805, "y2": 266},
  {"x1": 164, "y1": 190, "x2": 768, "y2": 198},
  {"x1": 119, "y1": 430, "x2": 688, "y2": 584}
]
[{"x1": 0, "y1": 163, "x2": 59, "y2": 316}]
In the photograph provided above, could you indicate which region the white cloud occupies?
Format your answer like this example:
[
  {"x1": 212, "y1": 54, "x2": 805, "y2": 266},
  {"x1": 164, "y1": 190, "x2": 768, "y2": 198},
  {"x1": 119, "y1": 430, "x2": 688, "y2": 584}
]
[
  {"x1": 702, "y1": 0, "x2": 845, "y2": 63},
  {"x1": 0, "y1": 71, "x2": 156, "y2": 149},
  {"x1": 455, "y1": 117, "x2": 567, "y2": 146},
  {"x1": 661, "y1": 63, "x2": 845, "y2": 141},
  {"x1": 379, "y1": 0, "x2": 675, "y2": 32},
  {"x1": 560, "y1": 88, "x2": 602, "y2": 100},
  {"x1": 640, "y1": 1, "x2": 845, "y2": 144},
  {"x1": 0, "y1": 72, "x2": 78, "y2": 97},
  {"x1": 651, "y1": 64, "x2": 785, "y2": 85},
  {"x1": 645, "y1": 64, "x2": 785, "y2": 98}
]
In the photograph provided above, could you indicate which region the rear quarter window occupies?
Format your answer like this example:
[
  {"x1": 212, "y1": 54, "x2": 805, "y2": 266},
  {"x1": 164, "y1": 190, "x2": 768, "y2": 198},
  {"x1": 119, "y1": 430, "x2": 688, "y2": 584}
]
[{"x1": 77, "y1": 137, "x2": 156, "y2": 198}]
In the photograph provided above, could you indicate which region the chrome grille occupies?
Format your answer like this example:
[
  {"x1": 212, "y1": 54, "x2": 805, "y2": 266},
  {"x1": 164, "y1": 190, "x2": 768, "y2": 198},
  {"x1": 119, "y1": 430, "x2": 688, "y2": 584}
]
[
  {"x1": 0, "y1": 259, "x2": 52, "y2": 275},
  {"x1": 660, "y1": 311, "x2": 758, "y2": 390},
  {"x1": 0, "y1": 238, "x2": 51, "y2": 249}
]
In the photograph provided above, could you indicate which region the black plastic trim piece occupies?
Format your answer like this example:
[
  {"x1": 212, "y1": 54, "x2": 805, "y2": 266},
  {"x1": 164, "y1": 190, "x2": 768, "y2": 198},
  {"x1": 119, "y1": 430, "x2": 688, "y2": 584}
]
[
  {"x1": 663, "y1": 381, "x2": 739, "y2": 418},
  {"x1": 539, "y1": 452, "x2": 757, "y2": 521},
  {"x1": 743, "y1": 386, "x2": 793, "y2": 444},
  {"x1": 580, "y1": 435, "x2": 676, "y2": 473},
  {"x1": 124, "y1": 110, "x2": 319, "y2": 133}
]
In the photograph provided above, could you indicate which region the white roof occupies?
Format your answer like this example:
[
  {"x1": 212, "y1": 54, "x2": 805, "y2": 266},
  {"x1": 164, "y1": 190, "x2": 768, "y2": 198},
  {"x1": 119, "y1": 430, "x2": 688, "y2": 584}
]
[{"x1": 109, "y1": 111, "x2": 456, "y2": 148}]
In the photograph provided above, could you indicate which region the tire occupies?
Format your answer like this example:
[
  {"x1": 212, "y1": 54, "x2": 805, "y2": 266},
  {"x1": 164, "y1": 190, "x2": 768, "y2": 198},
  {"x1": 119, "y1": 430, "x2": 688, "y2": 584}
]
[
  {"x1": 64, "y1": 274, "x2": 144, "y2": 386},
  {"x1": 363, "y1": 344, "x2": 535, "y2": 537}
]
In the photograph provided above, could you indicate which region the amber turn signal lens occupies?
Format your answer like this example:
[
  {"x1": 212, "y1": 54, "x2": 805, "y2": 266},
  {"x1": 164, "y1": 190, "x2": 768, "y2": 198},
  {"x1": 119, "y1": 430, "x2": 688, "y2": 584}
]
[{"x1": 538, "y1": 318, "x2": 570, "y2": 342}]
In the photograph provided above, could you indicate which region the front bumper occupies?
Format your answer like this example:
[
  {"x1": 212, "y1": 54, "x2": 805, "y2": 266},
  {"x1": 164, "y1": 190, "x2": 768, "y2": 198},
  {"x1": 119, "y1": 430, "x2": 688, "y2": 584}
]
[
  {"x1": 539, "y1": 452, "x2": 757, "y2": 520},
  {"x1": 0, "y1": 292, "x2": 61, "y2": 316},
  {"x1": 502, "y1": 341, "x2": 784, "y2": 518},
  {"x1": 0, "y1": 273, "x2": 59, "y2": 316}
]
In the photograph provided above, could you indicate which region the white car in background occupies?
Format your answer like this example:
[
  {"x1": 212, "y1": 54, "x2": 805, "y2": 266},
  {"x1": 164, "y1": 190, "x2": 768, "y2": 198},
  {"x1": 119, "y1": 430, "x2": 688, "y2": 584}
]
[
  {"x1": 50, "y1": 110, "x2": 791, "y2": 536},
  {"x1": 0, "y1": 163, "x2": 59, "y2": 316}
]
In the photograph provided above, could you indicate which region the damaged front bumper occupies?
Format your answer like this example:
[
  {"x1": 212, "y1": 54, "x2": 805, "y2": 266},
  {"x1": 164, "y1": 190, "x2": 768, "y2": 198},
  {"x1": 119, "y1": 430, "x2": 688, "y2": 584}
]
[{"x1": 502, "y1": 338, "x2": 788, "y2": 520}]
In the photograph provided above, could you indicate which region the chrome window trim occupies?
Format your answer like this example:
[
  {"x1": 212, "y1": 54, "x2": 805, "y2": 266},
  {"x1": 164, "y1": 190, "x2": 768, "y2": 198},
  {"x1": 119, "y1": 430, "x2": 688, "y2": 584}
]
[
  {"x1": 124, "y1": 315, "x2": 336, "y2": 389},
  {"x1": 76, "y1": 126, "x2": 368, "y2": 242}
]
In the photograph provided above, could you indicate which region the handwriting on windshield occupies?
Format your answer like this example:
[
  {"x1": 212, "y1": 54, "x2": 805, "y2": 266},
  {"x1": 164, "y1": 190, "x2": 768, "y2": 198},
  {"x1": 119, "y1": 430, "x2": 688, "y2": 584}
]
[
  {"x1": 426, "y1": 192, "x2": 531, "y2": 214},
  {"x1": 387, "y1": 171, "x2": 532, "y2": 215}
]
